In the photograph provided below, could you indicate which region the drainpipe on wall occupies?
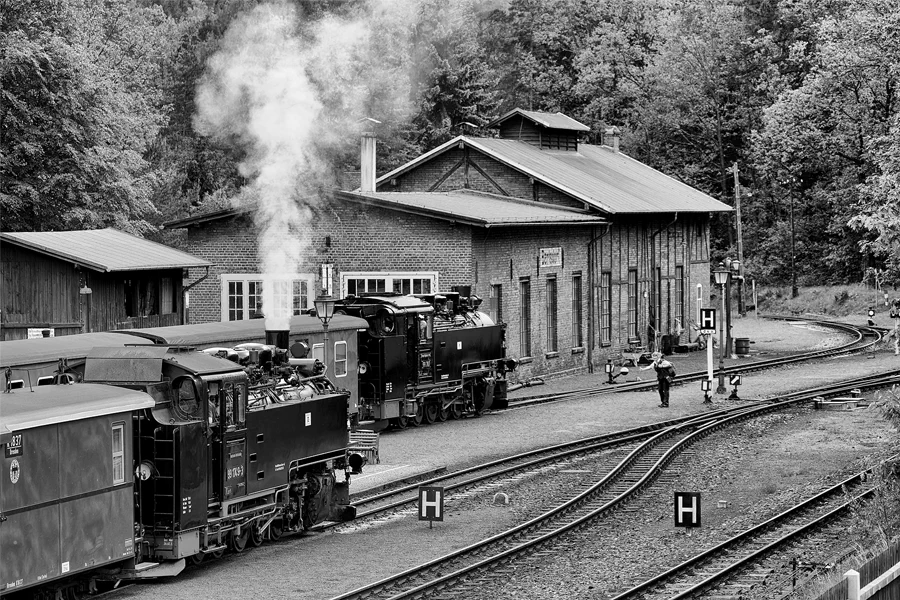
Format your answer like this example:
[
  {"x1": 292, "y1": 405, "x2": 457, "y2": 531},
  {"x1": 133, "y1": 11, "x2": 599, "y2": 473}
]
[
  {"x1": 587, "y1": 222, "x2": 613, "y2": 373},
  {"x1": 182, "y1": 266, "x2": 210, "y2": 325},
  {"x1": 649, "y1": 213, "x2": 678, "y2": 353}
]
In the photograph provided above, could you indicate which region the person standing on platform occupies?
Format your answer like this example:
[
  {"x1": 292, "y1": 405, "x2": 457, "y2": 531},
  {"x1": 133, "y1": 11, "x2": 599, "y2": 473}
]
[{"x1": 642, "y1": 352, "x2": 676, "y2": 407}]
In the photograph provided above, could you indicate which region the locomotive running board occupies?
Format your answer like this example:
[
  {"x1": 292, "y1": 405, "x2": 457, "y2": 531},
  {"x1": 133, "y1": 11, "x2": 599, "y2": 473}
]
[{"x1": 117, "y1": 559, "x2": 186, "y2": 580}]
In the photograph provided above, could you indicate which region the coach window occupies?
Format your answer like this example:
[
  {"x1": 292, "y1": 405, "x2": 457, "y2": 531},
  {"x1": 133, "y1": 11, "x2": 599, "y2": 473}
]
[
  {"x1": 334, "y1": 341, "x2": 348, "y2": 377},
  {"x1": 112, "y1": 423, "x2": 125, "y2": 485}
]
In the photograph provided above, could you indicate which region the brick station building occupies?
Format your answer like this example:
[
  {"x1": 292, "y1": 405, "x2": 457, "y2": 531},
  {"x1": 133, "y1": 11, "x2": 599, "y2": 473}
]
[{"x1": 167, "y1": 109, "x2": 730, "y2": 378}]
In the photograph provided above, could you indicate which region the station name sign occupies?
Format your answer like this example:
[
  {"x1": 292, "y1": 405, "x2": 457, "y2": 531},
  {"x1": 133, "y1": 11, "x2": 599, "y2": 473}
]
[{"x1": 539, "y1": 247, "x2": 563, "y2": 268}]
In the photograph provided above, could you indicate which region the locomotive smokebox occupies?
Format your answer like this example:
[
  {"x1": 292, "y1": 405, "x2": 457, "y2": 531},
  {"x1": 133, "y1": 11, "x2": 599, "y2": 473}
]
[{"x1": 266, "y1": 329, "x2": 290, "y2": 350}]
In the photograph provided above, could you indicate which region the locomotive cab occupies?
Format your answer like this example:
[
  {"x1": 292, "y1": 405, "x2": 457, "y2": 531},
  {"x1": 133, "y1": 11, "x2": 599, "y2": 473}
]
[{"x1": 337, "y1": 289, "x2": 515, "y2": 429}]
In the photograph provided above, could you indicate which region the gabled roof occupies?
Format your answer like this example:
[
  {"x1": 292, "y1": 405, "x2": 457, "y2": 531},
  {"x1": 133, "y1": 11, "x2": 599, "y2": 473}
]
[
  {"x1": 376, "y1": 136, "x2": 732, "y2": 215},
  {"x1": 0, "y1": 228, "x2": 210, "y2": 272},
  {"x1": 486, "y1": 109, "x2": 591, "y2": 132},
  {"x1": 335, "y1": 190, "x2": 606, "y2": 228}
]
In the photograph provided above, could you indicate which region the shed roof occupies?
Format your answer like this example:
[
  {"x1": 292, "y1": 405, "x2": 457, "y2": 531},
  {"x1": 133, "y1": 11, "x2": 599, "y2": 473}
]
[
  {"x1": 0, "y1": 228, "x2": 210, "y2": 272},
  {"x1": 377, "y1": 136, "x2": 732, "y2": 216},
  {"x1": 0, "y1": 383, "x2": 155, "y2": 432},
  {"x1": 335, "y1": 190, "x2": 606, "y2": 228},
  {"x1": 486, "y1": 109, "x2": 591, "y2": 132}
]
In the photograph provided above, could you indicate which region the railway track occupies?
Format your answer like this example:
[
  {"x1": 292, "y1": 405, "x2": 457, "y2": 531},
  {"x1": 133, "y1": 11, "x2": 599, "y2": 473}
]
[
  {"x1": 608, "y1": 469, "x2": 881, "y2": 599},
  {"x1": 508, "y1": 317, "x2": 885, "y2": 408},
  {"x1": 328, "y1": 369, "x2": 899, "y2": 600}
]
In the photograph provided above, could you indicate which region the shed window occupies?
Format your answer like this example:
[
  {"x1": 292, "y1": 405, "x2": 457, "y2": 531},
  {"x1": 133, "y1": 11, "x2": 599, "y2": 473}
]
[
  {"x1": 341, "y1": 271, "x2": 437, "y2": 297},
  {"x1": 627, "y1": 269, "x2": 638, "y2": 340},
  {"x1": 489, "y1": 284, "x2": 502, "y2": 323},
  {"x1": 519, "y1": 278, "x2": 531, "y2": 357},
  {"x1": 572, "y1": 274, "x2": 583, "y2": 348},
  {"x1": 600, "y1": 272, "x2": 612, "y2": 345},
  {"x1": 546, "y1": 277, "x2": 558, "y2": 353},
  {"x1": 221, "y1": 274, "x2": 314, "y2": 321},
  {"x1": 112, "y1": 423, "x2": 125, "y2": 484},
  {"x1": 334, "y1": 341, "x2": 348, "y2": 377}
]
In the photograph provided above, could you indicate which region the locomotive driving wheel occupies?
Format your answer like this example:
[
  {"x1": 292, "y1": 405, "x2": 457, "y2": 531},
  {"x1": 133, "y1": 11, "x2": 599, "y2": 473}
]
[
  {"x1": 267, "y1": 518, "x2": 284, "y2": 541},
  {"x1": 249, "y1": 520, "x2": 265, "y2": 547},
  {"x1": 424, "y1": 402, "x2": 439, "y2": 424},
  {"x1": 229, "y1": 527, "x2": 250, "y2": 553},
  {"x1": 409, "y1": 403, "x2": 424, "y2": 427},
  {"x1": 449, "y1": 402, "x2": 463, "y2": 419},
  {"x1": 437, "y1": 402, "x2": 449, "y2": 422}
]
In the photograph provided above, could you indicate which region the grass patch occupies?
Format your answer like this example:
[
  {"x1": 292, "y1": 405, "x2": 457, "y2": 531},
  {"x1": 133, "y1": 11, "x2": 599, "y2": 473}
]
[{"x1": 757, "y1": 284, "x2": 895, "y2": 318}]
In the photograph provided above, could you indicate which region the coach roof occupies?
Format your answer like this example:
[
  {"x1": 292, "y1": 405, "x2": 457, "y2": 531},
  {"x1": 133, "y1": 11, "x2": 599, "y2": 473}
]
[
  {"x1": 0, "y1": 228, "x2": 210, "y2": 272},
  {"x1": 0, "y1": 384, "x2": 155, "y2": 433}
]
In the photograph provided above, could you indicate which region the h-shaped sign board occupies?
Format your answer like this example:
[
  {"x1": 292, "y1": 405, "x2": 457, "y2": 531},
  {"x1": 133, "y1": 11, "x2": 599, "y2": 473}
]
[
  {"x1": 419, "y1": 486, "x2": 445, "y2": 523},
  {"x1": 674, "y1": 491, "x2": 701, "y2": 528},
  {"x1": 699, "y1": 307, "x2": 717, "y2": 333}
]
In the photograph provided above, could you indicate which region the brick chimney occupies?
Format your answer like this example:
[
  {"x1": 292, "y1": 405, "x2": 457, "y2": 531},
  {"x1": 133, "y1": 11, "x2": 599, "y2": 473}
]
[
  {"x1": 602, "y1": 126, "x2": 620, "y2": 152},
  {"x1": 360, "y1": 131, "x2": 376, "y2": 192}
]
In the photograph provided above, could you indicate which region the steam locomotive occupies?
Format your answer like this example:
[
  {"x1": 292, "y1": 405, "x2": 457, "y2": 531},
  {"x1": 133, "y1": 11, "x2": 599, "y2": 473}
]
[
  {"x1": 335, "y1": 288, "x2": 517, "y2": 430},
  {"x1": 1, "y1": 342, "x2": 358, "y2": 598}
]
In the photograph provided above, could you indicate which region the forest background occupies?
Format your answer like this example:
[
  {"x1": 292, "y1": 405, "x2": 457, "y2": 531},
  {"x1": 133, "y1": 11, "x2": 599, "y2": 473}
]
[{"x1": 1, "y1": 0, "x2": 898, "y2": 288}]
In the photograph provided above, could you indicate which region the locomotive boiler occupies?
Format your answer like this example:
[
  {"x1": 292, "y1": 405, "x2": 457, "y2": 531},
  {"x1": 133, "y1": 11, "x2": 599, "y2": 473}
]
[{"x1": 335, "y1": 289, "x2": 517, "y2": 429}]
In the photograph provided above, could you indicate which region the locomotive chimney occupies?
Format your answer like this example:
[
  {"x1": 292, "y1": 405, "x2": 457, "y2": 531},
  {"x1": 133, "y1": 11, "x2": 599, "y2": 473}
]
[
  {"x1": 360, "y1": 131, "x2": 376, "y2": 193},
  {"x1": 265, "y1": 329, "x2": 290, "y2": 349}
]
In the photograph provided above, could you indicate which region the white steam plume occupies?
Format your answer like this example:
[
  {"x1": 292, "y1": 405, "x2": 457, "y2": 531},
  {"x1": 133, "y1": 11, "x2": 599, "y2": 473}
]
[{"x1": 194, "y1": 1, "x2": 414, "y2": 329}]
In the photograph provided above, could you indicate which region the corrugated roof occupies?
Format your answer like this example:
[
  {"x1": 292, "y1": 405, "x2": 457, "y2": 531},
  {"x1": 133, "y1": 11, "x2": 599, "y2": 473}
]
[
  {"x1": 0, "y1": 228, "x2": 211, "y2": 272},
  {"x1": 337, "y1": 190, "x2": 606, "y2": 228},
  {"x1": 486, "y1": 109, "x2": 591, "y2": 132},
  {"x1": 376, "y1": 136, "x2": 732, "y2": 215}
]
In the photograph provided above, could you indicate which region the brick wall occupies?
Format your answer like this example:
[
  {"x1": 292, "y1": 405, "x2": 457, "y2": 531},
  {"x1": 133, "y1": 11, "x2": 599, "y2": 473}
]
[{"x1": 182, "y1": 200, "x2": 474, "y2": 324}]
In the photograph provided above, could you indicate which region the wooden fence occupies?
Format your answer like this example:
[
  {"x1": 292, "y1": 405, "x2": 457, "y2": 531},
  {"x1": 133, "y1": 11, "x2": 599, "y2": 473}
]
[{"x1": 818, "y1": 541, "x2": 900, "y2": 600}]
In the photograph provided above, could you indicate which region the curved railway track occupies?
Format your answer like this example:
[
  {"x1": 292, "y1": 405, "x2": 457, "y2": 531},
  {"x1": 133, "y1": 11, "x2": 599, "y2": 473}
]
[
  {"x1": 328, "y1": 368, "x2": 899, "y2": 600},
  {"x1": 609, "y1": 469, "x2": 881, "y2": 600},
  {"x1": 508, "y1": 317, "x2": 885, "y2": 408}
]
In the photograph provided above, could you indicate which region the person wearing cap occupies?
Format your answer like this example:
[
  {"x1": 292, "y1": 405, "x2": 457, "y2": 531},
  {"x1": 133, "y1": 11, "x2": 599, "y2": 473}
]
[{"x1": 641, "y1": 351, "x2": 676, "y2": 407}]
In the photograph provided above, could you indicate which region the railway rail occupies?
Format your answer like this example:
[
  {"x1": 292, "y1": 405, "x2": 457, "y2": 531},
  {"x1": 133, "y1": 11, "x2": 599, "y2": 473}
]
[
  {"x1": 608, "y1": 468, "x2": 882, "y2": 599},
  {"x1": 328, "y1": 368, "x2": 900, "y2": 600},
  {"x1": 508, "y1": 317, "x2": 885, "y2": 408}
]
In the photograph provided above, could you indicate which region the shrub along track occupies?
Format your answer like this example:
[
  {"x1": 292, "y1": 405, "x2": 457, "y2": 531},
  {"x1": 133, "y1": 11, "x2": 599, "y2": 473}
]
[{"x1": 327, "y1": 369, "x2": 900, "y2": 600}]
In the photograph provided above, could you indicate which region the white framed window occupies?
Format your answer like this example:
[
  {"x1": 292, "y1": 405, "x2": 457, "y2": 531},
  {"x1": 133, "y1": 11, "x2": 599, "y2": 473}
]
[
  {"x1": 220, "y1": 274, "x2": 314, "y2": 321},
  {"x1": 340, "y1": 271, "x2": 438, "y2": 297},
  {"x1": 334, "y1": 341, "x2": 347, "y2": 377},
  {"x1": 112, "y1": 422, "x2": 125, "y2": 484}
]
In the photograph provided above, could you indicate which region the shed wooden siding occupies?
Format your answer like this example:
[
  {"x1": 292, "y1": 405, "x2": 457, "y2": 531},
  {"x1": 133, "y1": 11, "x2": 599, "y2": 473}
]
[
  {"x1": 1, "y1": 245, "x2": 184, "y2": 340},
  {"x1": 498, "y1": 115, "x2": 579, "y2": 151}
]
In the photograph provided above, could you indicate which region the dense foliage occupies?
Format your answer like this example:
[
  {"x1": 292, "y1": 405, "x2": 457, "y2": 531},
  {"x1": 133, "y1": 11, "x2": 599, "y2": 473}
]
[{"x1": 1, "y1": 0, "x2": 898, "y2": 283}]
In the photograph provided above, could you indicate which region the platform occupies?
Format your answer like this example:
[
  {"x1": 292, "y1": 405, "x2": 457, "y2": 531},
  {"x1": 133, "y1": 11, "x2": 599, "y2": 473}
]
[{"x1": 350, "y1": 462, "x2": 447, "y2": 496}]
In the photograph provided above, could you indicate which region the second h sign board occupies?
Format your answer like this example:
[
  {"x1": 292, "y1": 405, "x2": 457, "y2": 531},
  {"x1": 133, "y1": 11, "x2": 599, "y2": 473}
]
[
  {"x1": 699, "y1": 307, "x2": 717, "y2": 333},
  {"x1": 674, "y1": 491, "x2": 701, "y2": 527}
]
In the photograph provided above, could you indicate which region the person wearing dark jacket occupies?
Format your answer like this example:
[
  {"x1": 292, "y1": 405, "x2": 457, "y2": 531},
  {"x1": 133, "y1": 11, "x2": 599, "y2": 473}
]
[{"x1": 642, "y1": 351, "x2": 675, "y2": 407}]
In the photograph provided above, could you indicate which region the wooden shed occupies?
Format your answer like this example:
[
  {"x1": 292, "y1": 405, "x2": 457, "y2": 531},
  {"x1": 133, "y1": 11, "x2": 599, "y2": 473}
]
[{"x1": 0, "y1": 229, "x2": 210, "y2": 340}]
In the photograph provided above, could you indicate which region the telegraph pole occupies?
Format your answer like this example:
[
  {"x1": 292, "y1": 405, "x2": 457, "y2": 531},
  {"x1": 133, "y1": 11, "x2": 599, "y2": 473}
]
[{"x1": 733, "y1": 163, "x2": 746, "y2": 316}]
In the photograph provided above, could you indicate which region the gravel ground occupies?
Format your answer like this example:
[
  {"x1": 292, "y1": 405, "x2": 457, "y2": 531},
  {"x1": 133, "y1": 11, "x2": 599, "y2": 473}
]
[{"x1": 113, "y1": 318, "x2": 899, "y2": 600}]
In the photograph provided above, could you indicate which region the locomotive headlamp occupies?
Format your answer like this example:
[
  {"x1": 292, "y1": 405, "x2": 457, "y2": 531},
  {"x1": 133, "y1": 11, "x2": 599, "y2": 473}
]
[
  {"x1": 358, "y1": 361, "x2": 369, "y2": 375},
  {"x1": 605, "y1": 359, "x2": 613, "y2": 374},
  {"x1": 504, "y1": 358, "x2": 518, "y2": 371}
]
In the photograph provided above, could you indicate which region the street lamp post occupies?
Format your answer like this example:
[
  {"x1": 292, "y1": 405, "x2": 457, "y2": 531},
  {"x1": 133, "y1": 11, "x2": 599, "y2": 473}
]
[
  {"x1": 314, "y1": 293, "x2": 337, "y2": 370},
  {"x1": 713, "y1": 263, "x2": 729, "y2": 394}
]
